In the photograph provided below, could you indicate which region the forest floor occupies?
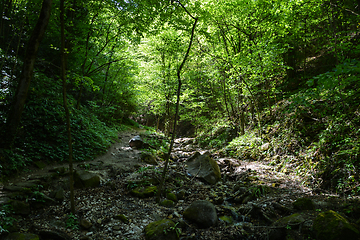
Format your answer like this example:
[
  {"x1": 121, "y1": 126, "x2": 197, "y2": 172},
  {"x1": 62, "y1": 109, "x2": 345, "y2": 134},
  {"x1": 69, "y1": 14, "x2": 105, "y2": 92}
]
[{"x1": 1, "y1": 128, "x2": 359, "y2": 240}]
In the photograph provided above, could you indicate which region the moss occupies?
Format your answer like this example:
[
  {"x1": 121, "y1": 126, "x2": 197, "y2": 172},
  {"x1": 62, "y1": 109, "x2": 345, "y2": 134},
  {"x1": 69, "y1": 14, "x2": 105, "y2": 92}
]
[
  {"x1": 131, "y1": 186, "x2": 157, "y2": 198},
  {"x1": 313, "y1": 210, "x2": 359, "y2": 240},
  {"x1": 275, "y1": 213, "x2": 305, "y2": 227},
  {"x1": 114, "y1": 214, "x2": 129, "y2": 223},
  {"x1": 166, "y1": 192, "x2": 177, "y2": 202},
  {"x1": 145, "y1": 219, "x2": 179, "y2": 240},
  {"x1": 219, "y1": 215, "x2": 234, "y2": 225},
  {"x1": 292, "y1": 198, "x2": 314, "y2": 210},
  {"x1": 160, "y1": 199, "x2": 175, "y2": 208}
]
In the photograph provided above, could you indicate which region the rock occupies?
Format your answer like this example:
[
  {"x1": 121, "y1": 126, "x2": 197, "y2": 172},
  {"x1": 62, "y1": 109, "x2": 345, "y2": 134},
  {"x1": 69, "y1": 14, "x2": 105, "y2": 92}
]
[
  {"x1": 74, "y1": 170, "x2": 100, "y2": 189},
  {"x1": 80, "y1": 218, "x2": 93, "y2": 229},
  {"x1": 114, "y1": 214, "x2": 129, "y2": 223},
  {"x1": 293, "y1": 197, "x2": 314, "y2": 210},
  {"x1": 10, "y1": 200, "x2": 30, "y2": 215},
  {"x1": 141, "y1": 152, "x2": 158, "y2": 165},
  {"x1": 144, "y1": 219, "x2": 179, "y2": 240},
  {"x1": 313, "y1": 210, "x2": 359, "y2": 240},
  {"x1": 131, "y1": 186, "x2": 157, "y2": 198},
  {"x1": 260, "y1": 143, "x2": 270, "y2": 151},
  {"x1": 3, "y1": 232, "x2": 39, "y2": 240},
  {"x1": 54, "y1": 188, "x2": 65, "y2": 202},
  {"x1": 183, "y1": 200, "x2": 217, "y2": 228},
  {"x1": 166, "y1": 192, "x2": 178, "y2": 202},
  {"x1": 176, "y1": 189, "x2": 186, "y2": 200},
  {"x1": 185, "y1": 152, "x2": 221, "y2": 184},
  {"x1": 129, "y1": 135, "x2": 143, "y2": 149},
  {"x1": 38, "y1": 230, "x2": 71, "y2": 240},
  {"x1": 219, "y1": 215, "x2": 234, "y2": 225},
  {"x1": 160, "y1": 200, "x2": 175, "y2": 208},
  {"x1": 274, "y1": 213, "x2": 305, "y2": 227}
]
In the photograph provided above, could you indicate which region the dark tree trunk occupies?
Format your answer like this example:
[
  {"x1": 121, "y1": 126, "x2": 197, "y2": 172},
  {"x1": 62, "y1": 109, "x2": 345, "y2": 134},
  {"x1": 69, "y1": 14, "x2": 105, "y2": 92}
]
[
  {"x1": 60, "y1": 0, "x2": 75, "y2": 214},
  {"x1": 3, "y1": 0, "x2": 52, "y2": 148}
]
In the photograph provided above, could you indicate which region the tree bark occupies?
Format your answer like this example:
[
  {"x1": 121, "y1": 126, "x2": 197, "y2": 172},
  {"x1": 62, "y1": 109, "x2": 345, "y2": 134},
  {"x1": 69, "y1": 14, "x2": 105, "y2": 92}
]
[
  {"x1": 60, "y1": 0, "x2": 75, "y2": 214},
  {"x1": 156, "y1": 5, "x2": 198, "y2": 202},
  {"x1": 4, "y1": 0, "x2": 52, "y2": 148}
]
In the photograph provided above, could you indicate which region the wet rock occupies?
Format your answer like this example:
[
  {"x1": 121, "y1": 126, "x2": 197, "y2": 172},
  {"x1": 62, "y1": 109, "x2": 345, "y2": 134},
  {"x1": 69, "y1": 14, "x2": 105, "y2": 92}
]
[
  {"x1": 131, "y1": 186, "x2": 157, "y2": 198},
  {"x1": 186, "y1": 152, "x2": 221, "y2": 184},
  {"x1": 3, "y1": 232, "x2": 39, "y2": 240},
  {"x1": 129, "y1": 135, "x2": 143, "y2": 149},
  {"x1": 183, "y1": 200, "x2": 217, "y2": 228},
  {"x1": 313, "y1": 210, "x2": 359, "y2": 240},
  {"x1": 293, "y1": 197, "x2": 314, "y2": 210},
  {"x1": 144, "y1": 219, "x2": 179, "y2": 240},
  {"x1": 74, "y1": 170, "x2": 100, "y2": 189}
]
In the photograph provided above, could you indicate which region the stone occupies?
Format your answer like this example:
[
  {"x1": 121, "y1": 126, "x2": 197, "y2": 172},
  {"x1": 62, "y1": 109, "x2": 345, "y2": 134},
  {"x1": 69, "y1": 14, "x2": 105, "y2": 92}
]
[
  {"x1": 141, "y1": 152, "x2": 158, "y2": 165},
  {"x1": 274, "y1": 213, "x2": 306, "y2": 227},
  {"x1": 131, "y1": 186, "x2": 157, "y2": 198},
  {"x1": 183, "y1": 200, "x2": 217, "y2": 228},
  {"x1": 80, "y1": 218, "x2": 93, "y2": 230},
  {"x1": 160, "y1": 200, "x2": 175, "y2": 208},
  {"x1": 260, "y1": 143, "x2": 270, "y2": 151},
  {"x1": 74, "y1": 170, "x2": 100, "y2": 189},
  {"x1": 186, "y1": 152, "x2": 221, "y2": 184},
  {"x1": 313, "y1": 210, "x2": 359, "y2": 240},
  {"x1": 129, "y1": 135, "x2": 143, "y2": 149},
  {"x1": 166, "y1": 192, "x2": 178, "y2": 202},
  {"x1": 144, "y1": 219, "x2": 179, "y2": 240},
  {"x1": 114, "y1": 214, "x2": 129, "y2": 223},
  {"x1": 292, "y1": 198, "x2": 314, "y2": 210},
  {"x1": 3, "y1": 232, "x2": 39, "y2": 240},
  {"x1": 176, "y1": 189, "x2": 186, "y2": 200}
]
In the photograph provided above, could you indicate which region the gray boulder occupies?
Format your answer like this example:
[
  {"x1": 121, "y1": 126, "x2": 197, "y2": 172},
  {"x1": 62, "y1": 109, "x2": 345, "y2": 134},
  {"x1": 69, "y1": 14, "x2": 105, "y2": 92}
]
[
  {"x1": 183, "y1": 200, "x2": 217, "y2": 228},
  {"x1": 74, "y1": 170, "x2": 100, "y2": 189},
  {"x1": 129, "y1": 135, "x2": 143, "y2": 149},
  {"x1": 186, "y1": 152, "x2": 221, "y2": 184}
]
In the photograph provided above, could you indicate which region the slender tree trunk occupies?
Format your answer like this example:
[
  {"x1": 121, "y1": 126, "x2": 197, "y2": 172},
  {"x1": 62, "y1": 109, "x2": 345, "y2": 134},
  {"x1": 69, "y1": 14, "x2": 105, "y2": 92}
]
[
  {"x1": 156, "y1": 9, "x2": 198, "y2": 202},
  {"x1": 3, "y1": 0, "x2": 52, "y2": 148},
  {"x1": 60, "y1": 0, "x2": 75, "y2": 214}
]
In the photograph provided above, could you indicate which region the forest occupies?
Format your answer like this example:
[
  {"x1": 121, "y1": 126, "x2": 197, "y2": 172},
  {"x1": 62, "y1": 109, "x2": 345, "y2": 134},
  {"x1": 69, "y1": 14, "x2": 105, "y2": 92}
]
[{"x1": 0, "y1": 0, "x2": 360, "y2": 239}]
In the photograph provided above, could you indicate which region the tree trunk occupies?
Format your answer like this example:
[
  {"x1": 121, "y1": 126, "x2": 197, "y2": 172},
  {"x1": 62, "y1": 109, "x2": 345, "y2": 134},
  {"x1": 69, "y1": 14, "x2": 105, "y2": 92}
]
[
  {"x1": 156, "y1": 6, "x2": 198, "y2": 202},
  {"x1": 60, "y1": 0, "x2": 75, "y2": 214},
  {"x1": 3, "y1": 0, "x2": 52, "y2": 148}
]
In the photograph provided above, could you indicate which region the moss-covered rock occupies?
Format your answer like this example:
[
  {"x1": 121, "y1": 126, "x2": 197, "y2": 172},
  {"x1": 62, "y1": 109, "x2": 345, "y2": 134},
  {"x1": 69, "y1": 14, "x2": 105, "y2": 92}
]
[
  {"x1": 166, "y1": 192, "x2": 178, "y2": 202},
  {"x1": 313, "y1": 210, "x2": 359, "y2": 240},
  {"x1": 114, "y1": 214, "x2": 129, "y2": 223},
  {"x1": 160, "y1": 199, "x2": 175, "y2": 208},
  {"x1": 4, "y1": 232, "x2": 39, "y2": 240},
  {"x1": 131, "y1": 186, "x2": 157, "y2": 198},
  {"x1": 141, "y1": 152, "x2": 158, "y2": 165},
  {"x1": 219, "y1": 215, "x2": 234, "y2": 225},
  {"x1": 144, "y1": 219, "x2": 179, "y2": 240},
  {"x1": 275, "y1": 213, "x2": 306, "y2": 227},
  {"x1": 183, "y1": 200, "x2": 217, "y2": 228},
  {"x1": 292, "y1": 197, "x2": 314, "y2": 210}
]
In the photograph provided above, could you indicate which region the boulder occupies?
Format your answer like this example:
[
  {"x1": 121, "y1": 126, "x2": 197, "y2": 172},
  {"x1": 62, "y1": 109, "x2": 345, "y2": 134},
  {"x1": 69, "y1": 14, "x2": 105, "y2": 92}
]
[
  {"x1": 292, "y1": 197, "x2": 314, "y2": 210},
  {"x1": 186, "y1": 152, "x2": 221, "y2": 184},
  {"x1": 145, "y1": 219, "x2": 179, "y2": 240},
  {"x1": 3, "y1": 232, "x2": 39, "y2": 240},
  {"x1": 313, "y1": 210, "x2": 359, "y2": 240},
  {"x1": 129, "y1": 135, "x2": 144, "y2": 149},
  {"x1": 74, "y1": 170, "x2": 100, "y2": 189},
  {"x1": 160, "y1": 200, "x2": 175, "y2": 208},
  {"x1": 183, "y1": 200, "x2": 217, "y2": 228}
]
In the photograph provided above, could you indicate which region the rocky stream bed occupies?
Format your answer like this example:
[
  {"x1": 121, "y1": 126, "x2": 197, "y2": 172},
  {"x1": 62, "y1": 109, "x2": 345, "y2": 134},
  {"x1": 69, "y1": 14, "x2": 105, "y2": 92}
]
[{"x1": 1, "y1": 130, "x2": 360, "y2": 240}]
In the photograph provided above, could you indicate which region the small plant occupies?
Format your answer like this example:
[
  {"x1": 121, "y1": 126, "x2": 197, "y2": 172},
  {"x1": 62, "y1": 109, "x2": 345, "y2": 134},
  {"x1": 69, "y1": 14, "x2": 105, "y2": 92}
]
[
  {"x1": 285, "y1": 225, "x2": 292, "y2": 230},
  {"x1": 66, "y1": 213, "x2": 79, "y2": 230},
  {"x1": 0, "y1": 204, "x2": 17, "y2": 234}
]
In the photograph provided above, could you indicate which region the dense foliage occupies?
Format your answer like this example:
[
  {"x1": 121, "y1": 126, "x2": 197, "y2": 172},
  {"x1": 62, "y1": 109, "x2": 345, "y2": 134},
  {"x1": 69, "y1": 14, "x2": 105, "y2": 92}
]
[{"x1": 1, "y1": 0, "x2": 359, "y2": 195}]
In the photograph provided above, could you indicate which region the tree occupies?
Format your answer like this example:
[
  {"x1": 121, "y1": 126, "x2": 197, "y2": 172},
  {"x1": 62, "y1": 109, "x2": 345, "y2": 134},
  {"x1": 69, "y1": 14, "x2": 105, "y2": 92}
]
[{"x1": 3, "y1": 0, "x2": 52, "y2": 148}]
